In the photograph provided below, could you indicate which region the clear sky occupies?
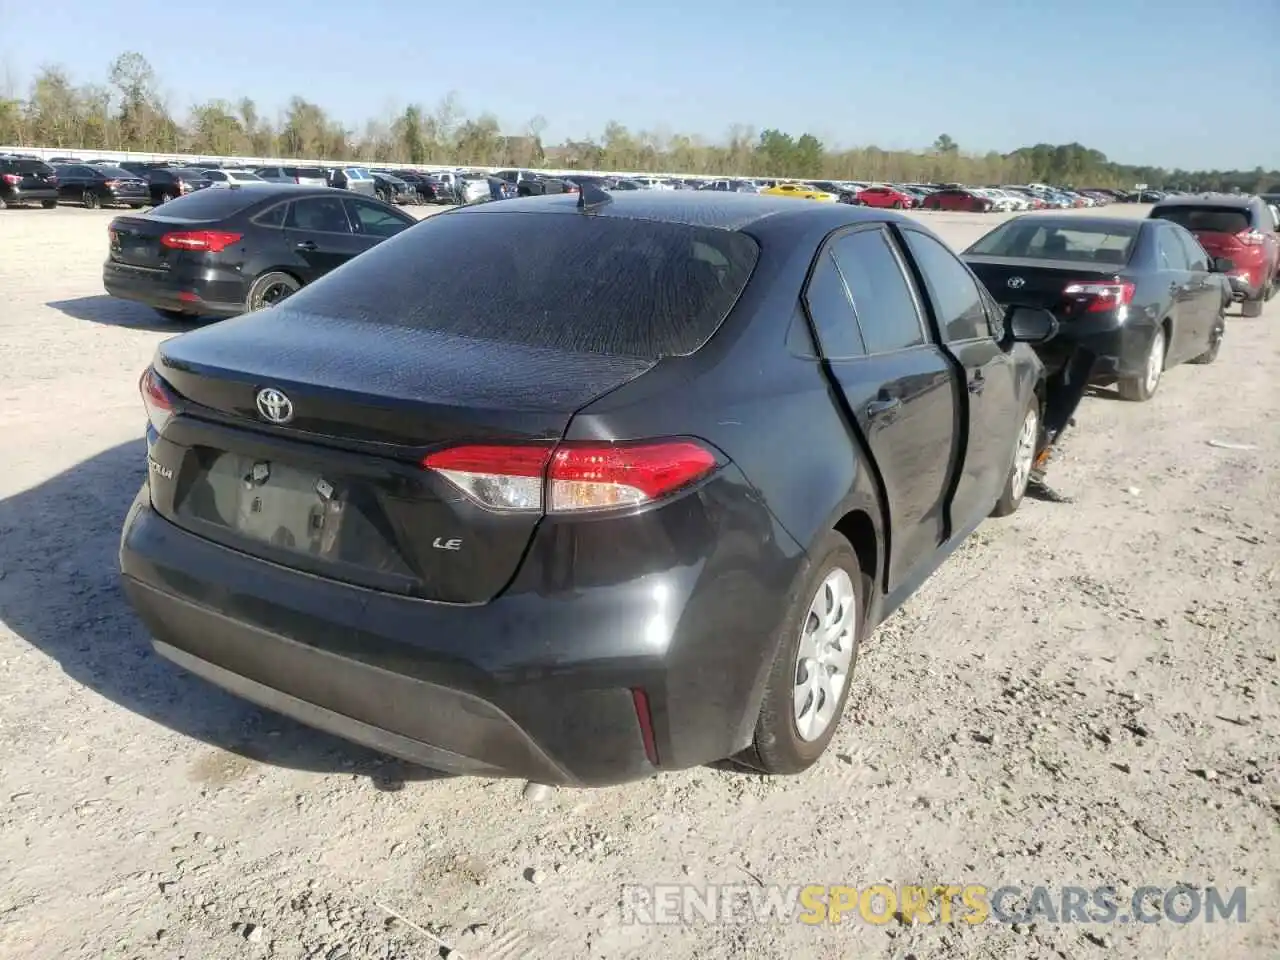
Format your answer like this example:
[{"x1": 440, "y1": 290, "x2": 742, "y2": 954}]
[{"x1": 1, "y1": 0, "x2": 1276, "y2": 170}]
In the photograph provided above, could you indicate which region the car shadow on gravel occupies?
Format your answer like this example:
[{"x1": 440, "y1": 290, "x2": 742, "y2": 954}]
[
  {"x1": 0, "y1": 439, "x2": 445, "y2": 791},
  {"x1": 47, "y1": 296, "x2": 209, "y2": 332}
]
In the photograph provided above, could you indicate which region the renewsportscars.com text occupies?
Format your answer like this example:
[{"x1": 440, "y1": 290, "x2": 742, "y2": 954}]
[{"x1": 621, "y1": 883, "x2": 1248, "y2": 926}]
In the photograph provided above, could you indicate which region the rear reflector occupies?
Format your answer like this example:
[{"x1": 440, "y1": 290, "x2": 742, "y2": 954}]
[
  {"x1": 1063, "y1": 280, "x2": 1135, "y2": 313},
  {"x1": 139, "y1": 366, "x2": 177, "y2": 433},
  {"x1": 422, "y1": 440, "x2": 718, "y2": 514},
  {"x1": 631, "y1": 688, "x2": 660, "y2": 766},
  {"x1": 160, "y1": 230, "x2": 243, "y2": 253}
]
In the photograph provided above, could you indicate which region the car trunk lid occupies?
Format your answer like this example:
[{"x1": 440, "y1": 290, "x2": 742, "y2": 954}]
[
  {"x1": 964, "y1": 257, "x2": 1130, "y2": 319},
  {"x1": 144, "y1": 308, "x2": 655, "y2": 602}
]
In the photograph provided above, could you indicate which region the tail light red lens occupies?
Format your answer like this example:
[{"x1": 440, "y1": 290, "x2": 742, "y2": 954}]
[
  {"x1": 0, "y1": 173, "x2": 19, "y2": 184},
  {"x1": 1063, "y1": 280, "x2": 1136, "y2": 313},
  {"x1": 139, "y1": 366, "x2": 178, "y2": 433},
  {"x1": 160, "y1": 230, "x2": 243, "y2": 253},
  {"x1": 104, "y1": 179, "x2": 120, "y2": 188},
  {"x1": 422, "y1": 440, "x2": 718, "y2": 514}
]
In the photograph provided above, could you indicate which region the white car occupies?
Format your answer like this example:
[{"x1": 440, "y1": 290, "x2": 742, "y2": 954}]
[
  {"x1": 456, "y1": 175, "x2": 491, "y2": 204},
  {"x1": 202, "y1": 169, "x2": 265, "y2": 188},
  {"x1": 988, "y1": 187, "x2": 1031, "y2": 211}
]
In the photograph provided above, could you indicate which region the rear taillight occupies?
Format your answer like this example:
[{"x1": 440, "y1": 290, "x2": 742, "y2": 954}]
[
  {"x1": 104, "y1": 179, "x2": 120, "y2": 188},
  {"x1": 139, "y1": 366, "x2": 177, "y2": 434},
  {"x1": 160, "y1": 230, "x2": 243, "y2": 253},
  {"x1": 1237, "y1": 229, "x2": 1266, "y2": 246},
  {"x1": 422, "y1": 439, "x2": 719, "y2": 514},
  {"x1": 0, "y1": 173, "x2": 19, "y2": 184},
  {"x1": 1063, "y1": 280, "x2": 1136, "y2": 313}
]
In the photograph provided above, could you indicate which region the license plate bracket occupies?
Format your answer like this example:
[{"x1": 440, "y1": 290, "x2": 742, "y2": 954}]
[{"x1": 233, "y1": 459, "x2": 345, "y2": 557}]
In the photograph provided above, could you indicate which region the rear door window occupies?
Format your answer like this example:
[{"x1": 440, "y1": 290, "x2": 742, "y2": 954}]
[
  {"x1": 285, "y1": 197, "x2": 353, "y2": 233},
  {"x1": 899, "y1": 230, "x2": 988, "y2": 343},
  {"x1": 831, "y1": 228, "x2": 928, "y2": 352},
  {"x1": 1172, "y1": 226, "x2": 1208, "y2": 272},
  {"x1": 803, "y1": 252, "x2": 865, "y2": 358},
  {"x1": 253, "y1": 202, "x2": 288, "y2": 227},
  {"x1": 1155, "y1": 226, "x2": 1190, "y2": 271},
  {"x1": 279, "y1": 210, "x2": 760, "y2": 360}
]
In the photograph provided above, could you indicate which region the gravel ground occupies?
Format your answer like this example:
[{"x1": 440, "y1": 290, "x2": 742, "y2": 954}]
[{"x1": 1, "y1": 202, "x2": 1277, "y2": 960}]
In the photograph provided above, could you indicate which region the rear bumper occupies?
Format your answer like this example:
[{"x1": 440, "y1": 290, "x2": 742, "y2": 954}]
[
  {"x1": 1038, "y1": 318, "x2": 1157, "y2": 380},
  {"x1": 1227, "y1": 274, "x2": 1259, "y2": 301},
  {"x1": 108, "y1": 191, "x2": 150, "y2": 206},
  {"x1": 103, "y1": 259, "x2": 247, "y2": 317},
  {"x1": 4, "y1": 187, "x2": 58, "y2": 203},
  {"x1": 119, "y1": 476, "x2": 802, "y2": 785}
]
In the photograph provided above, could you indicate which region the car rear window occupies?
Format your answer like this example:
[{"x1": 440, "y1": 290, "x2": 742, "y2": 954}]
[
  {"x1": 284, "y1": 167, "x2": 327, "y2": 178},
  {"x1": 6, "y1": 159, "x2": 55, "y2": 175},
  {"x1": 1151, "y1": 206, "x2": 1251, "y2": 234},
  {"x1": 283, "y1": 210, "x2": 761, "y2": 360},
  {"x1": 967, "y1": 220, "x2": 1138, "y2": 265},
  {"x1": 143, "y1": 187, "x2": 262, "y2": 220}
]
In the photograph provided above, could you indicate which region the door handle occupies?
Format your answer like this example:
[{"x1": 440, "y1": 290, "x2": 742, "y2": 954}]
[
  {"x1": 865, "y1": 397, "x2": 901, "y2": 419},
  {"x1": 295, "y1": 240, "x2": 317, "y2": 251},
  {"x1": 967, "y1": 369, "x2": 986, "y2": 394}
]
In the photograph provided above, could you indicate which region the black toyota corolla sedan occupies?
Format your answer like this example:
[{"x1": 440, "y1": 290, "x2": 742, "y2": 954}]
[
  {"x1": 962, "y1": 215, "x2": 1230, "y2": 402},
  {"x1": 102, "y1": 184, "x2": 418, "y2": 321},
  {"x1": 120, "y1": 190, "x2": 1060, "y2": 787}
]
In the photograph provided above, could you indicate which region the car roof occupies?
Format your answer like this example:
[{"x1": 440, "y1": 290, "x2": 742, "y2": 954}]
[
  {"x1": 456, "y1": 190, "x2": 914, "y2": 234},
  {"x1": 1151, "y1": 195, "x2": 1255, "y2": 209}
]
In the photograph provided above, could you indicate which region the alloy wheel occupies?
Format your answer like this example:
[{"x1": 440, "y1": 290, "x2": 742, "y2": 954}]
[
  {"x1": 1010, "y1": 408, "x2": 1038, "y2": 501},
  {"x1": 1144, "y1": 329, "x2": 1165, "y2": 394},
  {"x1": 793, "y1": 568, "x2": 857, "y2": 742}
]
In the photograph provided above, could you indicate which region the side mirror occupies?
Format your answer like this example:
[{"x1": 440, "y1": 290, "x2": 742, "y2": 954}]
[
  {"x1": 1005, "y1": 305, "x2": 1059, "y2": 345},
  {"x1": 1211, "y1": 256, "x2": 1235, "y2": 273}
]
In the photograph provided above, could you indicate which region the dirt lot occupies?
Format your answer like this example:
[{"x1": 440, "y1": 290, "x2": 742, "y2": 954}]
[{"x1": 1, "y1": 202, "x2": 1277, "y2": 960}]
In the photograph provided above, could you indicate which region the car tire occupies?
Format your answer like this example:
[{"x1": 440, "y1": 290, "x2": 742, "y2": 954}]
[
  {"x1": 991, "y1": 403, "x2": 1040, "y2": 517},
  {"x1": 41, "y1": 199, "x2": 57, "y2": 209},
  {"x1": 892, "y1": 200, "x2": 903, "y2": 209},
  {"x1": 1241, "y1": 297, "x2": 1263, "y2": 318},
  {"x1": 1118, "y1": 324, "x2": 1166, "y2": 401},
  {"x1": 82, "y1": 190, "x2": 100, "y2": 209},
  {"x1": 0, "y1": 196, "x2": 8, "y2": 210},
  {"x1": 745, "y1": 532, "x2": 867, "y2": 775},
  {"x1": 159, "y1": 192, "x2": 177, "y2": 204},
  {"x1": 245, "y1": 271, "x2": 301, "y2": 312},
  {"x1": 1190, "y1": 310, "x2": 1225, "y2": 364}
]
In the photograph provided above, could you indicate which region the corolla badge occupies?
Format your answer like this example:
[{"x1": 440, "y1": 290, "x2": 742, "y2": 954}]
[
  {"x1": 1007, "y1": 277, "x2": 1026, "y2": 289},
  {"x1": 256, "y1": 387, "x2": 294, "y2": 424}
]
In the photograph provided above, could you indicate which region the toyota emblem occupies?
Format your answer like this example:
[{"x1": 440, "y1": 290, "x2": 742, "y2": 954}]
[
  {"x1": 1007, "y1": 276, "x2": 1026, "y2": 289},
  {"x1": 255, "y1": 388, "x2": 294, "y2": 424}
]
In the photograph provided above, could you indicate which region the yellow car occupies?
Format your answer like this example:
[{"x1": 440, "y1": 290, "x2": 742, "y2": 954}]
[{"x1": 760, "y1": 182, "x2": 837, "y2": 202}]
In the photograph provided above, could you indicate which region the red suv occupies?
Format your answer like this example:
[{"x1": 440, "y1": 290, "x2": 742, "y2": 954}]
[
  {"x1": 1149, "y1": 196, "x2": 1279, "y2": 317},
  {"x1": 854, "y1": 185, "x2": 916, "y2": 209},
  {"x1": 921, "y1": 188, "x2": 993, "y2": 213}
]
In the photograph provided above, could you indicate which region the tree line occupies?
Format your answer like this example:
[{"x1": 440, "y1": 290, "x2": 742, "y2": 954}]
[{"x1": 2, "y1": 52, "x2": 1277, "y2": 193}]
